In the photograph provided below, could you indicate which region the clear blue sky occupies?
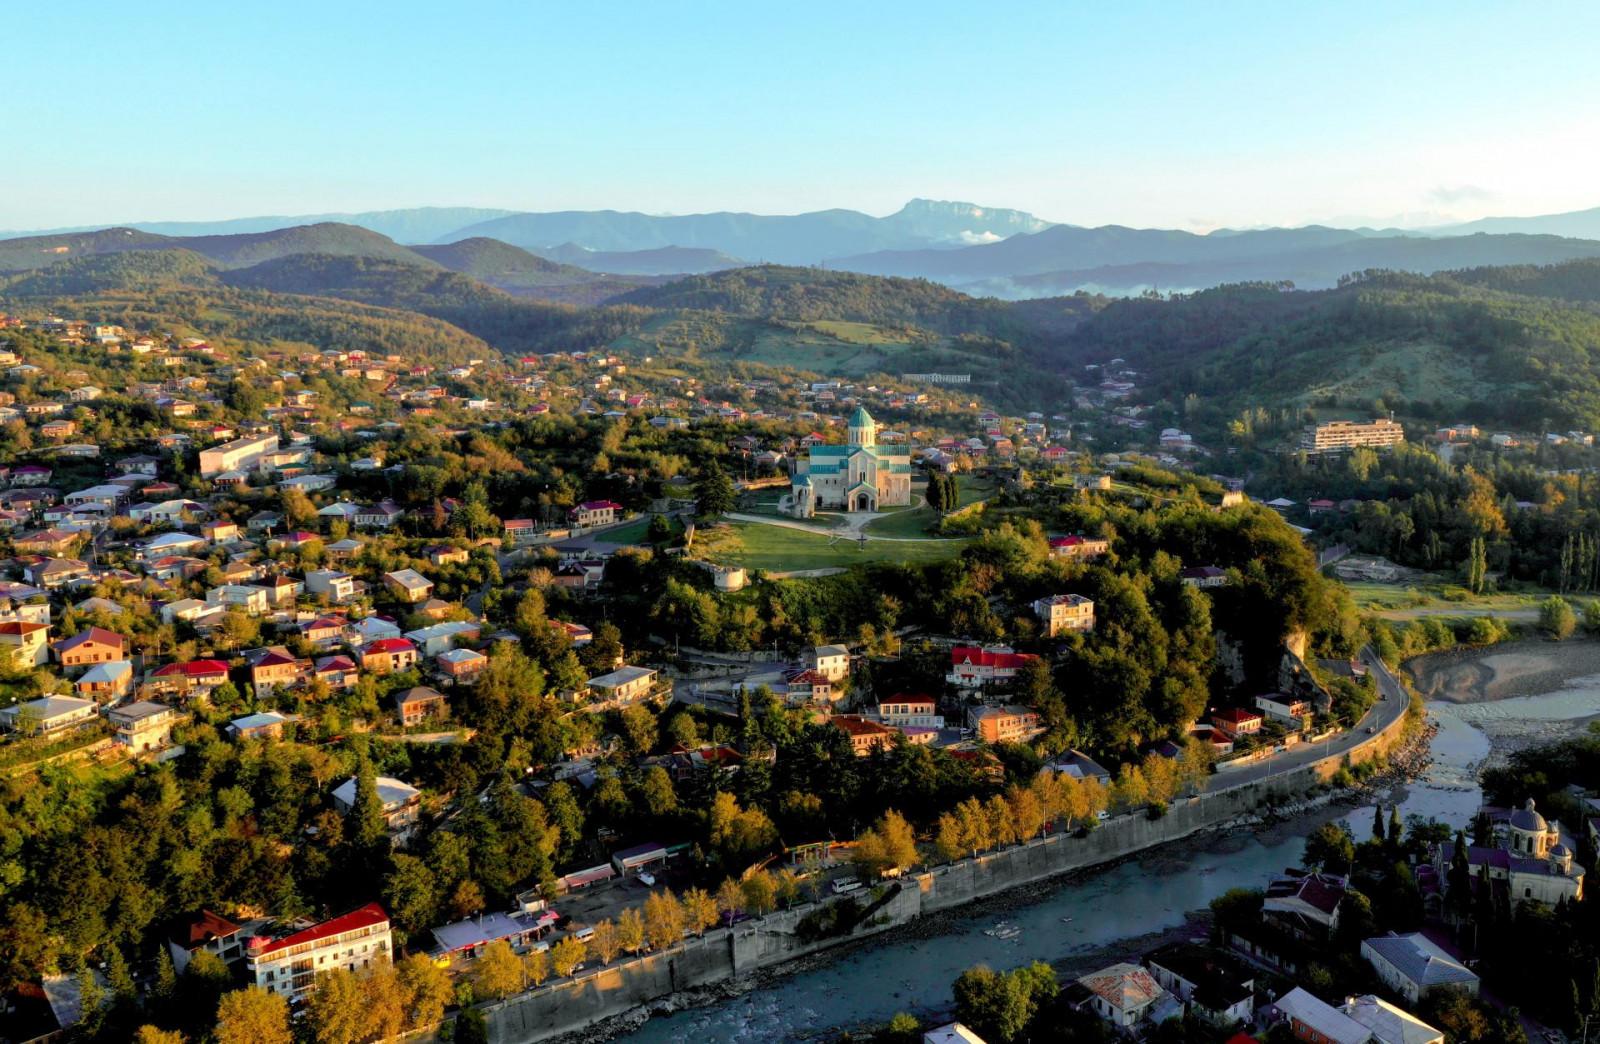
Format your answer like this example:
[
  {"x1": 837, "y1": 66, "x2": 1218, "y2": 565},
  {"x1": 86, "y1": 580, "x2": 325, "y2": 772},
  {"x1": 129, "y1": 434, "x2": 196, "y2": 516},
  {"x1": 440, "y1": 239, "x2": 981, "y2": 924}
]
[{"x1": 8, "y1": 1, "x2": 1600, "y2": 231}]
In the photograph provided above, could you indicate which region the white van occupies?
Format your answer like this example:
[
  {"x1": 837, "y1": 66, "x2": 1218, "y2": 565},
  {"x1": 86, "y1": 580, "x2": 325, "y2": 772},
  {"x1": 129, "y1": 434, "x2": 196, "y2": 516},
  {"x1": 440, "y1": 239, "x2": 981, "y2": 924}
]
[{"x1": 830, "y1": 877, "x2": 862, "y2": 895}]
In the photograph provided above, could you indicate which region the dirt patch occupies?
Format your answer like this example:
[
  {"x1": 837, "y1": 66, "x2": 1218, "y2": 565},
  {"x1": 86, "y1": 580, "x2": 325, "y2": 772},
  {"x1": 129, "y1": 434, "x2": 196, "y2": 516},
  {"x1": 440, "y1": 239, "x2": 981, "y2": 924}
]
[{"x1": 1405, "y1": 638, "x2": 1600, "y2": 703}]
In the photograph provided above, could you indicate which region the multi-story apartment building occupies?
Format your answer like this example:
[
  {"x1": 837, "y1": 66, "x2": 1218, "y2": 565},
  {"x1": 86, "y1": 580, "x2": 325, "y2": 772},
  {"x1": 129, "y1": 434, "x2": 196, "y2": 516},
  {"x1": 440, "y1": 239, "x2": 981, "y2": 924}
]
[
  {"x1": 199, "y1": 433, "x2": 279, "y2": 477},
  {"x1": 245, "y1": 904, "x2": 391, "y2": 1002},
  {"x1": 1299, "y1": 418, "x2": 1404, "y2": 454}
]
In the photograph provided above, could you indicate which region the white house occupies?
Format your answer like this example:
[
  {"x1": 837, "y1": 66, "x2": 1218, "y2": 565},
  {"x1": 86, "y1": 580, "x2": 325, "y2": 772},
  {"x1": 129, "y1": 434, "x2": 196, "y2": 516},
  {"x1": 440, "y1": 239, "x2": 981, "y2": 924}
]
[
  {"x1": 1074, "y1": 963, "x2": 1169, "y2": 1029},
  {"x1": 809, "y1": 644, "x2": 850, "y2": 682},
  {"x1": 1361, "y1": 933, "x2": 1479, "y2": 1006}
]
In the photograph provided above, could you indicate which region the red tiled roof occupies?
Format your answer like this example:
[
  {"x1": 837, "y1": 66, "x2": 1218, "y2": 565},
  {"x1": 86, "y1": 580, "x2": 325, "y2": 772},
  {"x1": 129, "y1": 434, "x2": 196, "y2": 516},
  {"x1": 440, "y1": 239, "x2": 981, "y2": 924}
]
[
  {"x1": 886, "y1": 692, "x2": 936, "y2": 707},
  {"x1": 251, "y1": 903, "x2": 387, "y2": 956},
  {"x1": 173, "y1": 909, "x2": 242, "y2": 947},
  {"x1": 365, "y1": 637, "x2": 415, "y2": 654},
  {"x1": 1213, "y1": 708, "x2": 1262, "y2": 724},
  {"x1": 54, "y1": 625, "x2": 126, "y2": 651},
  {"x1": 832, "y1": 715, "x2": 894, "y2": 738},
  {"x1": 950, "y1": 646, "x2": 1038, "y2": 669},
  {"x1": 154, "y1": 659, "x2": 229, "y2": 677},
  {"x1": 0, "y1": 620, "x2": 48, "y2": 636}
]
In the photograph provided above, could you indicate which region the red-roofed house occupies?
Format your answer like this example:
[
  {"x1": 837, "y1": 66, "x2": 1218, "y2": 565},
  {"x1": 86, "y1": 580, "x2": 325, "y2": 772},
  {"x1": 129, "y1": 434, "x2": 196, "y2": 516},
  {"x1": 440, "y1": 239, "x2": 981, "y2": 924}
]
[
  {"x1": 51, "y1": 626, "x2": 128, "y2": 670},
  {"x1": 314, "y1": 654, "x2": 359, "y2": 690},
  {"x1": 245, "y1": 646, "x2": 308, "y2": 693},
  {"x1": 832, "y1": 714, "x2": 896, "y2": 756},
  {"x1": 503, "y1": 518, "x2": 537, "y2": 546},
  {"x1": 246, "y1": 903, "x2": 391, "y2": 1001},
  {"x1": 362, "y1": 637, "x2": 419, "y2": 674},
  {"x1": 1211, "y1": 708, "x2": 1263, "y2": 738},
  {"x1": 0, "y1": 620, "x2": 51, "y2": 668},
  {"x1": 166, "y1": 909, "x2": 247, "y2": 973},
  {"x1": 947, "y1": 645, "x2": 1039, "y2": 689},
  {"x1": 785, "y1": 668, "x2": 836, "y2": 703},
  {"x1": 148, "y1": 659, "x2": 230, "y2": 698},
  {"x1": 568, "y1": 500, "x2": 623, "y2": 527},
  {"x1": 1075, "y1": 962, "x2": 1170, "y2": 1029}
]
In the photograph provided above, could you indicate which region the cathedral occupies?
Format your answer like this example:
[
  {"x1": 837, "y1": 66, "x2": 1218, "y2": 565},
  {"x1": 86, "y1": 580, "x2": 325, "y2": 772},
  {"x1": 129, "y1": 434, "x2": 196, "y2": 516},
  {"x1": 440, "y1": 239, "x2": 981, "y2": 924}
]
[{"x1": 786, "y1": 407, "x2": 912, "y2": 517}]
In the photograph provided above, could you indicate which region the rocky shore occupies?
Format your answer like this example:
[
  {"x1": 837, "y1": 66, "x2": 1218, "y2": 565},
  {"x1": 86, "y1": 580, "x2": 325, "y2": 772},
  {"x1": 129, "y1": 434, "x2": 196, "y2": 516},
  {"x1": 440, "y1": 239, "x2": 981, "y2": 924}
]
[{"x1": 1406, "y1": 636, "x2": 1600, "y2": 703}]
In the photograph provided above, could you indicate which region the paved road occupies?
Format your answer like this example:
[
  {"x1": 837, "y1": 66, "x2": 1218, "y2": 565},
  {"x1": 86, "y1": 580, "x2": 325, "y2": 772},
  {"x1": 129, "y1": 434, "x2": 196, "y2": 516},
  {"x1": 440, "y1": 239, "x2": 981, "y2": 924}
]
[{"x1": 1208, "y1": 645, "x2": 1409, "y2": 792}]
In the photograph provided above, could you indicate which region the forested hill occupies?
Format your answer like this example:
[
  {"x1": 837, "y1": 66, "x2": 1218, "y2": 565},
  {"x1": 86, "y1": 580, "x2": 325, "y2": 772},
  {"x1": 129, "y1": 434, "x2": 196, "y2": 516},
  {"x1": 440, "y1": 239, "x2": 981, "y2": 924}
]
[
  {"x1": 409, "y1": 238, "x2": 597, "y2": 287},
  {"x1": 21, "y1": 241, "x2": 1600, "y2": 429},
  {"x1": 0, "y1": 221, "x2": 434, "y2": 273},
  {"x1": 1444, "y1": 258, "x2": 1600, "y2": 304},
  {"x1": 1067, "y1": 265, "x2": 1600, "y2": 430},
  {"x1": 219, "y1": 254, "x2": 650, "y2": 354},
  {"x1": 0, "y1": 249, "x2": 217, "y2": 296},
  {"x1": 615, "y1": 264, "x2": 1104, "y2": 339}
]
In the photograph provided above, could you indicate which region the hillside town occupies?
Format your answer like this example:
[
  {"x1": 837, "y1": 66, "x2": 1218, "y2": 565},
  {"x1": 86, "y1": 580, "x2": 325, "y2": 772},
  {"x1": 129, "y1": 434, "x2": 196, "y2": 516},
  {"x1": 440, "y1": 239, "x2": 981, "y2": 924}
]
[{"x1": 0, "y1": 300, "x2": 1595, "y2": 1044}]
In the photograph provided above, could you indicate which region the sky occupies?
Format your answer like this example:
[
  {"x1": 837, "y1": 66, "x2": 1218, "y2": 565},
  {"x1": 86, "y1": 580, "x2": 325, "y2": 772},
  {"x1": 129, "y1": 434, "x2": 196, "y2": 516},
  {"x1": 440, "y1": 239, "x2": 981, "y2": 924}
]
[{"x1": 6, "y1": 1, "x2": 1600, "y2": 232}]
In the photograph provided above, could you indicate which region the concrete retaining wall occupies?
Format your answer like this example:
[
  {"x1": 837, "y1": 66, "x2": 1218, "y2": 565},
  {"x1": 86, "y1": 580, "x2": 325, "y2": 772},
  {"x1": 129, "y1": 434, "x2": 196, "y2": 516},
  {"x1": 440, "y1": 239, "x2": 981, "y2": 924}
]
[{"x1": 476, "y1": 704, "x2": 1411, "y2": 1043}]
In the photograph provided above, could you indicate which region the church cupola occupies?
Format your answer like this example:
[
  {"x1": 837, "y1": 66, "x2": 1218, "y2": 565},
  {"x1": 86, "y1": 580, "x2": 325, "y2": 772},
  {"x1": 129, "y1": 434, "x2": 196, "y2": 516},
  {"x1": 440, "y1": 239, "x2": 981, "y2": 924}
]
[{"x1": 848, "y1": 406, "x2": 877, "y2": 448}]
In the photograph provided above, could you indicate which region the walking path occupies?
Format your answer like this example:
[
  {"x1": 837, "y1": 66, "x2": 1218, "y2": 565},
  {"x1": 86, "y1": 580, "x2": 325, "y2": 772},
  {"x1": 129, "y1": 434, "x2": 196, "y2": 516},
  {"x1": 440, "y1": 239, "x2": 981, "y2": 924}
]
[{"x1": 725, "y1": 510, "x2": 958, "y2": 544}]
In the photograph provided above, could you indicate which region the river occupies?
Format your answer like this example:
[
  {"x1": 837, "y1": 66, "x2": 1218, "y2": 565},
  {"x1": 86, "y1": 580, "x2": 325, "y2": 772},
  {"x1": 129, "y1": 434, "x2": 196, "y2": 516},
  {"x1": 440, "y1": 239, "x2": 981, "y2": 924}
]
[{"x1": 610, "y1": 665, "x2": 1596, "y2": 1044}]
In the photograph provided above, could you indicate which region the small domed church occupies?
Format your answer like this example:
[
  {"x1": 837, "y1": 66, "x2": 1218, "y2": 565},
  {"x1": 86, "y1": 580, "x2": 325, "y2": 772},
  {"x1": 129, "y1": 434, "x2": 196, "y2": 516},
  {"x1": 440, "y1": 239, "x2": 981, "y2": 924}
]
[{"x1": 786, "y1": 407, "x2": 912, "y2": 518}]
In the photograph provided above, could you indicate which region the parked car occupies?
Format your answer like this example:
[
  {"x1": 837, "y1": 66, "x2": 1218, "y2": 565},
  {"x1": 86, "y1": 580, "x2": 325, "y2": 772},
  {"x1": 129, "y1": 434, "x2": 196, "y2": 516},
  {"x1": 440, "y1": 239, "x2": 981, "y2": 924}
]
[{"x1": 638, "y1": 871, "x2": 657, "y2": 887}]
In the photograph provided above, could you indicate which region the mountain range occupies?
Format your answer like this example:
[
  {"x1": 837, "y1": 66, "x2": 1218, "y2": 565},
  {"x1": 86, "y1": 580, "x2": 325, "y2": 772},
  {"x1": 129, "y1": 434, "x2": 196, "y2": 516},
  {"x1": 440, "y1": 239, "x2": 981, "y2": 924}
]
[{"x1": 10, "y1": 197, "x2": 1600, "y2": 299}]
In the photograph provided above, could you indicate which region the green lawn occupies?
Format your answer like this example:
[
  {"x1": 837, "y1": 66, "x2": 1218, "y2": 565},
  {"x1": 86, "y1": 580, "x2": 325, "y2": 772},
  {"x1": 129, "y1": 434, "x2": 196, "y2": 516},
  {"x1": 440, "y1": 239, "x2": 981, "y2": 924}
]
[
  {"x1": 865, "y1": 505, "x2": 940, "y2": 537},
  {"x1": 703, "y1": 521, "x2": 969, "y2": 572},
  {"x1": 598, "y1": 515, "x2": 686, "y2": 546},
  {"x1": 597, "y1": 516, "x2": 652, "y2": 545},
  {"x1": 1343, "y1": 577, "x2": 1587, "y2": 620}
]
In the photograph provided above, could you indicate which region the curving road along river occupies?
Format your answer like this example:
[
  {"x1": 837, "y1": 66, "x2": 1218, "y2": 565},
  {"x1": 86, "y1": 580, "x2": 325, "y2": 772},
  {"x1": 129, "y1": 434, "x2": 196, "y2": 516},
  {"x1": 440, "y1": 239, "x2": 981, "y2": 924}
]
[{"x1": 612, "y1": 662, "x2": 1489, "y2": 1043}]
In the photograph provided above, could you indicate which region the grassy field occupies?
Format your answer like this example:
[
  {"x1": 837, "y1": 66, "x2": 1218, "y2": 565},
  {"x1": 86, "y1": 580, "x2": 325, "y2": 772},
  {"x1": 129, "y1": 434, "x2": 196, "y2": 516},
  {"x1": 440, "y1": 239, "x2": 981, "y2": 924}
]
[
  {"x1": 700, "y1": 521, "x2": 969, "y2": 572},
  {"x1": 865, "y1": 475, "x2": 996, "y2": 537},
  {"x1": 1343, "y1": 577, "x2": 1590, "y2": 621},
  {"x1": 598, "y1": 516, "x2": 656, "y2": 545}
]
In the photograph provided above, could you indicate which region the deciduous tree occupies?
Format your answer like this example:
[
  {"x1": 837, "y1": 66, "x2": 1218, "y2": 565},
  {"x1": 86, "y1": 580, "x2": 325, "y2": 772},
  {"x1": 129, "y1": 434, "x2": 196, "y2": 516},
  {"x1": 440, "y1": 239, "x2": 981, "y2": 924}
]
[{"x1": 215, "y1": 987, "x2": 291, "y2": 1044}]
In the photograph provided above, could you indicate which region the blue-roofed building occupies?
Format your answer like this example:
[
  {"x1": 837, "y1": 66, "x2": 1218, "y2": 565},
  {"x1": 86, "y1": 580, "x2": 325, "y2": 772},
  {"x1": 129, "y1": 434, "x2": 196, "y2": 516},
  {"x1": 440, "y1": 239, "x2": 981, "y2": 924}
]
[
  {"x1": 430, "y1": 910, "x2": 555, "y2": 964},
  {"x1": 1360, "y1": 932, "x2": 1479, "y2": 1005},
  {"x1": 787, "y1": 407, "x2": 912, "y2": 517},
  {"x1": 226, "y1": 711, "x2": 295, "y2": 740}
]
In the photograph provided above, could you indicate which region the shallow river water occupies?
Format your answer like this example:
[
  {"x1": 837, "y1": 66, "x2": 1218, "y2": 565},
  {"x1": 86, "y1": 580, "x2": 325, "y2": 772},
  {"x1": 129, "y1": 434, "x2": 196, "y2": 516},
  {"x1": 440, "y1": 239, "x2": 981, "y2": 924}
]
[{"x1": 612, "y1": 685, "x2": 1593, "y2": 1043}]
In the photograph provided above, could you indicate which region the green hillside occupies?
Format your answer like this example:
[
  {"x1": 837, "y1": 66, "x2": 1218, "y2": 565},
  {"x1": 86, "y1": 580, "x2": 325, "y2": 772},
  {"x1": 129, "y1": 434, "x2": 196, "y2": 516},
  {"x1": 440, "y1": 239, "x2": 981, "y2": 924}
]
[
  {"x1": 1068, "y1": 268, "x2": 1600, "y2": 430},
  {"x1": 614, "y1": 263, "x2": 1096, "y2": 340},
  {"x1": 0, "y1": 227, "x2": 171, "y2": 272},
  {"x1": 0, "y1": 221, "x2": 435, "y2": 273},
  {"x1": 410, "y1": 237, "x2": 601, "y2": 288},
  {"x1": 219, "y1": 253, "x2": 650, "y2": 354},
  {"x1": 0, "y1": 249, "x2": 217, "y2": 295}
]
